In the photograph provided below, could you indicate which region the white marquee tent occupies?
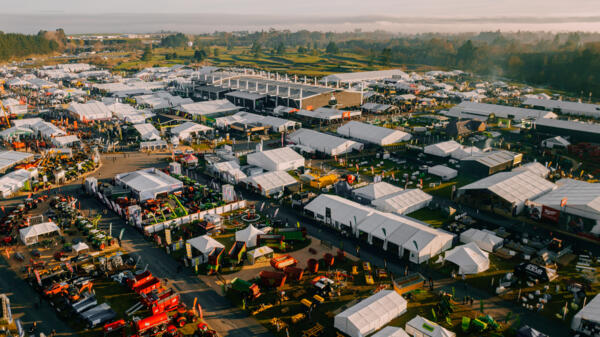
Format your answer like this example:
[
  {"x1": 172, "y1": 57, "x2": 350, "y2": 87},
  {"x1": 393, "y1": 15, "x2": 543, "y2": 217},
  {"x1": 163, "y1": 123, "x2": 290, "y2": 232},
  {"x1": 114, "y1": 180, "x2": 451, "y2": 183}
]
[
  {"x1": 571, "y1": 293, "x2": 600, "y2": 331},
  {"x1": 247, "y1": 147, "x2": 305, "y2": 171},
  {"x1": 427, "y1": 165, "x2": 458, "y2": 181},
  {"x1": 371, "y1": 327, "x2": 410, "y2": 337},
  {"x1": 459, "y1": 228, "x2": 503, "y2": 252},
  {"x1": 371, "y1": 189, "x2": 433, "y2": 215},
  {"x1": 444, "y1": 242, "x2": 490, "y2": 275},
  {"x1": 405, "y1": 315, "x2": 455, "y2": 337},
  {"x1": 235, "y1": 224, "x2": 265, "y2": 248},
  {"x1": 353, "y1": 182, "x2": 403, "y2": 203},
  {"x1": 73, "y1": 242, "x2": 90, "y2": 254},
  {"x1": 20, "y1": 222, "x2": 60, "y2": 245},
  {"x1": 247, "y1": 246, "x2": 274, "y2": 265},
  {"x1": 337, "y1": 121, "x2": 411, "y2": 146},
  {"x1": 287, "y1": 128, "x2": 363, "y2": 156},
  {"x1": 334, "y1": 290, "x2": 407, "y2": 337},
  {"x1": 187, "y1": 235, "x2": 225, "y2": 261}
]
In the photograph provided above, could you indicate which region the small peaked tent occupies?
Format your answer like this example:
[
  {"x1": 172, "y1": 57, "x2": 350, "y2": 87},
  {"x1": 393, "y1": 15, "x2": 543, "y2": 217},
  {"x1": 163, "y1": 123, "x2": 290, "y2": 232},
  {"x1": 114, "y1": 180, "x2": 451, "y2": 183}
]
[
  {"x1": 371, "y1": 326, "x2": 410, "y2": 337},
  {"x1": 187, "y1": 235, "x2": 225, "y2": 257},
  {"x1": 459, "y1": 228, "x2": 503, "y2": 252},
  {"x1": 73, "y1": 242, "x2": 90, "y2": 254},
  {"x1": 246, "y1": 246, "x2": 274, "y2": 264},
  {"x1": 444, "y1": 242, "x2": 490, "y2": 275},
  {"x1": 334, "y1": 290, "x2": 407, "y2": 337},
  {"x1": 405, "y1": 315, "x2": 456, "y2": 337},
  {"x1": 235, "y1": 224, "x2": 265, "y2": 248}
]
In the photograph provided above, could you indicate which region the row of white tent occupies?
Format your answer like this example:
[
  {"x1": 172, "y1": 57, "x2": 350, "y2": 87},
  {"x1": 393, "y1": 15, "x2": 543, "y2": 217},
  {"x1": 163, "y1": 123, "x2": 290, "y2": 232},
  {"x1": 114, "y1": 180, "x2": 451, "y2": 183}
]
[{"x1": 304, "y1": 194, "x2": 453, "y2": 263}]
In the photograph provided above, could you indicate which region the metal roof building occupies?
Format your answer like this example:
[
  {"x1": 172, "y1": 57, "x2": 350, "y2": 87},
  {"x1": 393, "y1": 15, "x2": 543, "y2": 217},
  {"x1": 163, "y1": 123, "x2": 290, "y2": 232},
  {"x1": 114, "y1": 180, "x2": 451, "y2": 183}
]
[
  {"x1": 533, "y1": 118, "x2": 600, "y2": 143},
  {"x1": 337, "y1": 121, "x2": 411, "y2": 146},
  {"x1": 458, "y1": 170, "x2": 556, "y2": 214},
  {"x1": 371, "y1": 189, "x2": 433, "y2": 215},
  {"x1": 242, "y1": 170, "x2": 297, "y2": 196},
  {"x1": 215, "y1": 111, "x2": 300, "y2": 132},
  {"x1": 533, "y1": 178, "x2": 600, "y2": 222},
  {"x1": 133, "y1": 123, "x2": 161, "y2": 141},
  {"x1": 287, "y1": 128, "x2": 364, "y2": 156},
  {"x1": 247, "y1": 147, "x2": 305, "y2": 172},
  {"x1": 115, "y1": 168, "x2": 183, "y2": 201},
  {"x1": 176, "y1": 99, "x2": 241, "y2": 118},
  {"x1": 460, "y1": 150, "x2": 523, "y2": 177},
  {"x1": 446, "y1": 101, "x2": 557, "y2": 120},
  {"x1": 67, "y1": 100, "x2": 113, "y2": 122},
  {"x1": 523, "y1": 97, "x2": 600, "y2": 117},
  {"x1": 171, "y1": 122, "x2": 213, "y2": 141},
  {"x1": 0, "y1": 151, "x2": 35, "y2": 173},
  {"x1": 321, "y1": 69, "x2": 409, "y2": 84}
]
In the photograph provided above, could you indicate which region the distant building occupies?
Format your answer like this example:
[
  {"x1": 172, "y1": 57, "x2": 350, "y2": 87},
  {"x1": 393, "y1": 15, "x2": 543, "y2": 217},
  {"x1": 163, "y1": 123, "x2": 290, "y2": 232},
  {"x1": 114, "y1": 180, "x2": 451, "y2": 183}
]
[
  {"x1": 460, "y1": 150, "x2": 523, "y2": 177},
  {"x1": 446, "y1": 119, "x2": 486, "y2": 137}
]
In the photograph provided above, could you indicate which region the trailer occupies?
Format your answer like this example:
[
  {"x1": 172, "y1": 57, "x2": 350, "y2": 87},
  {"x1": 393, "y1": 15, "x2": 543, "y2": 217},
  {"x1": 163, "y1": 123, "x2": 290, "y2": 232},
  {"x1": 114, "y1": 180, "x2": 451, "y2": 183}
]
[
  {"x1": 257, "y1": 234, "x2": 286, "y2": 250},
  {"x1": 87, "y1": 308, "x2": 117, "y2": 328},
  {"x1": 133, "y1": 312, "x2": 170, "y2": 336},
  {"x1": 259, "y1": 271, "x2": 287, "y2": 288},
  {"x1": 127, "y1": 270, "x2": 153, "y2": 290},
  {"x1": 103, "y1": 319, "x2": 126, "y2": 335},
  {"x1": 270, "y1": 255, "x2": 297, "y2": 271},
  {"x1": 72, "y1": 294, "x2": 98, "y2": 314},
  {"x1": 81, "y1": 303, "x2": 111, "y2": 320},
  {"x1": 207, "y1": 247, "x2": 224, "y2": 275},
  {"x1": 142, "y1": 289, "x2": 181, "y2": 315},
  {"x1": 274, "y1": 227, "x2": 307, "y2": 241},
  {"x1": 134, "y1": 277, "x2": 161, "y2": 295},
  {"x1": 229, "y1": 278, "x2": 262, "y2": 300}
]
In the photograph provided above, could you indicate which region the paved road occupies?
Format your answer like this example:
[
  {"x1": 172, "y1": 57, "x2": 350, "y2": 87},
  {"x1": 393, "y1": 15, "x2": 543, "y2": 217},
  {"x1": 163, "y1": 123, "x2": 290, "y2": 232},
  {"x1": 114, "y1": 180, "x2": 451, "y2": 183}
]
[{"x1": 1, "y1": 153, "x2": 273, "y2": 337}]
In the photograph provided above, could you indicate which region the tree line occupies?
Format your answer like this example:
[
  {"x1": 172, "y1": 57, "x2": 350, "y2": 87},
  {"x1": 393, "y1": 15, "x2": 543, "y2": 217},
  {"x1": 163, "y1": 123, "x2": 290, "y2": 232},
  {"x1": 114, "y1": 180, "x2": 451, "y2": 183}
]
[{"x1": 0, "y1": 30, "x2": 61, "y2": 61}]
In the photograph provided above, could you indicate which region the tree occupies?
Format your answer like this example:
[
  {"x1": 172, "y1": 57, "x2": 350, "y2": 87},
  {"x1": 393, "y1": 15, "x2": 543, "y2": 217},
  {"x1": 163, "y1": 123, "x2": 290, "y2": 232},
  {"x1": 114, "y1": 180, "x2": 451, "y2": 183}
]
[
  {"x1": 141, "y1": 46, "x2": 152, "y2": 61},
  {"x1": 325, "y1": 41, "x2": 339, "y2": 54},
  {"x1": 297, "y1": 46, "x2": 306, "y2": 54},
  {"x1": 251, "y1": 42, "x2": 262, "y2": 57},
  {"x1": 213, "y1": 48, "x2": 220, "y2": 57},
  {"x1": 192, "y1": 49, "x2": 207, "y2": 62},
  {"x1": 276, "y1": 42, "x2": 285, "y2": 55},
  {"x1": 380, "y1": 48, "x2": 392, "y2": 65},
  {"x1": 159, "y1": 33, "x2": 188, "y2": 48}
]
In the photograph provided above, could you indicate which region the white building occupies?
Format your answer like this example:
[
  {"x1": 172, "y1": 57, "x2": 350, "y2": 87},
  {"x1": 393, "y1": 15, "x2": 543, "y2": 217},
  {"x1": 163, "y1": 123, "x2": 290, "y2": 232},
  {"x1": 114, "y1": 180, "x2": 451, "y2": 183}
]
[
  {"x1": 2, "y1": 98, "x2": 27, "y2": 115},
  {"x1": 0, "y1": 169, "x2": 35, "y2": 198},
  {"x1": 322, "y1": 69, "x2": 409, "y2": 85},
  {"x1": 171, "y1": 122, "x2": 213, "y2": 141},
  {"x1": 247, "y1": 147, "x2": 305, "y2": 171},
  {"x1": 176, "y1": 99, "x2": 240, "y2": 118},
  {"x1": 215, "y1": 111, "x2": 300, "y2": 132},
  {"x1": 134, "y1": 123, "x2": 161, "y2": 141},
  {"x1": 334, "y1": 290, "x2": 407, "y2": 337},
  {"x1": 532, "y1": 178, "x2": 600, "y2": 224},
  {"x1": 446, "y1": 101, "x2": 557, "y2": 121},
  {"x1": 242, "y1": 171, "x2": 297, "y2": 196},
  {"x1": 541, "y1": 136, "x2": 570, "y2": 149},
  {"x1": 337, "y1": 121, "x2": 411, "y2": 146},
  {"x1": 371, "y1": 189, "x2": 433, "y2": 215},
  {"x1": 460, "y1": 228, "x2": 503, "y2": 252},
  {"x1": 353, "y1": 182, "x2": 403, "y2": 203},
  {"x1": 523, "y1": 97, "x2": 600, "y2": 118},
  {"x1": 0, "y1": 151, "x2": 35, "y2": 173},
  {"x1": 115, "y1": 168, "x2": 183, "y2": 201},
  {"x1": 428, "y1": 165, "x2": 458, "y2": 181},
  {"x1": 424, "y1": 140, "x2": 462, "y2": 158},
  {"x1": 51, "y1": 135, "x2": 80, "y2": 147},
  {"x1": 405, "y1": 316, "x2": 455, "y2": 337},
  {"x1": 444, "y1": 242, "x2": 490, "y2": 274},
  {"x1": 187, "y1": 235, "x2": 225, "y2": 264},
  {"x1": 287, "y1": 128, "x2": 363, "y2": 156},
  {"x1": 68, "y1": 100, "x2": 113, "y2": 122}
]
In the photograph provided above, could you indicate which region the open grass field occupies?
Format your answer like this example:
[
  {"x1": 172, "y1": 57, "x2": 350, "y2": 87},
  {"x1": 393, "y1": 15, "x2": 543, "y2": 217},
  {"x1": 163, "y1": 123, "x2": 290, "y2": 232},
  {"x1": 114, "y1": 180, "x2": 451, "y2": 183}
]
[{"x1": 112, "y1": 46, "x2": 441, "y2": 77}]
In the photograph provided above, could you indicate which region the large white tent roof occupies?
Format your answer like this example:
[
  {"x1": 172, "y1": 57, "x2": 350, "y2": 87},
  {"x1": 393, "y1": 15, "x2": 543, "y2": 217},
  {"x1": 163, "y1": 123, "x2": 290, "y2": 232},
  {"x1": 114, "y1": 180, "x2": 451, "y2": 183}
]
[
  {"x1": 460, "y1": 170, "x2": 555, "y2": 206},
  {"x1": 406, "y1": 315, "x2": 456, "y2": 337},
  {"x1": 242, "y1": 171, "x2": 297, "y2": 192},
  {"x1": 334, "y1": 290, "x2": 407, "y2": 337},
  {"x1": 0, "y1": 151, "x2": 34, "y2": 172},
  {"x1": 444, "y1": 242, "x2": 490, "y2": 274},
  {"x1": 424, "y1": 141, "x2": 462, "y2": 157},
  {"x1": 371, "y1": 189, "x2": 433, "y2": 215},
  {"x1": 171, "y1": 122, "x2": 213, "y2": 137},
  {"x1": 337, "y1": 121, "x2": 411, "y2": 145},
  {"x1": 322, "y1": 69, "x2": 408, "y2": 83},
  {"x1": 187, "y1": 235, "x2": 224, "y2": 255},
  {"x1": 460, "y1": 228, "x2": 503, "y2": 252},
  {"x1": 134, "y1": 123, "x2": 161, "y2": 141},
  {"x1": 370, "y1": 327, "x2": 410, "y2": 337},
  {"x1": 572, "y1": 293, "x2": 600, "y2": 330},
  {"x1": 512, "y1": 162, "x2": 549, "y2": 178},
  {"x1": 68, "y1": 100, "x2": 112, "y2": 121},
  {"x1": 235, "y1": 224, "x2": 265, "y2": 248},
  {"x1": 533, "y1": 178, "x2": 600, "y2": 220},
  {"x1": 523, "y1": 97, "x2": 600, "y2": 117},
  {"x1": 287, "y1": 128, "x2": 363, "y2": 156},
  {"x1": 447, "y1": 101, "x2": 557, "y2": 120},
  {"x1": 247, "y1": 147, "x2": 305, "y2": 171},
  {"x1": 353, "y1": 182, "x2": 403, "y2": 201},
  {"x1": 177, "y1": 99, "x2": 240, "y2": 116}
]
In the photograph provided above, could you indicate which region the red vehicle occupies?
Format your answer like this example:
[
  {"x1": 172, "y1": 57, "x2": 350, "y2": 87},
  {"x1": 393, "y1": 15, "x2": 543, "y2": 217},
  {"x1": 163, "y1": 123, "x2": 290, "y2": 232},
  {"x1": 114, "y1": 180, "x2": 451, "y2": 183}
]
[
  {"x1": 142, "y1": 289, "x2": 181, "y2": 315},
  {"x1": 103, "y1": 319, "x2": 126, "y2": 335},
  {"x1": 259, "y1": 271, "x2": 287, "y2": 288},
  {"x1": 127, "y1": 270, "x2": 153, "y2": 289},
  {"x1": 284, "y1": 266, "x2": 304, "y2": 282},
  {"x1": 270, "y1": 255, "x2": 297, "y2": 271},
  {"x1": 133, "y1": 312, "x2": 170, "y2": 336},
  {"x1": 135, "y1": 278, "x2": 161, "y2": 295}
]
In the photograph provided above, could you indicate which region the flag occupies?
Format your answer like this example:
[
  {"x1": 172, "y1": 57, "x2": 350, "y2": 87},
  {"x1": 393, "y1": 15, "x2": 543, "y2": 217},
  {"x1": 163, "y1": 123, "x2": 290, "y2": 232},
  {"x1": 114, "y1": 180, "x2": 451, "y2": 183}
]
[
  {"x1": 560, "y1": 197, "x2": 568, "y2": 208},
  {"x1": 297, "y1": 221, "x2": 300, "y2": 228}
]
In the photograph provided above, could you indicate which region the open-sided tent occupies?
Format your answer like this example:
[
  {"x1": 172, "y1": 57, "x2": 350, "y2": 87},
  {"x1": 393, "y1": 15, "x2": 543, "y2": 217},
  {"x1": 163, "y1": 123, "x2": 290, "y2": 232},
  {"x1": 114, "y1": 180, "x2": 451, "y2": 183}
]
[
  {"x1": 459, "y1": 228, "x2": 503, "y2": 252},
  {"x1": 19, "y1": 222, "x2": 60, "y2": 246},
  {"x1": 405, "y1": 315, "x2": 456, "y2": 337},
  {"x1": 334, "y1": 290, "x2": 407, "y2": 337},
  {"x1": 235, "y1": 224, "x2": 265, "y2": 248},
  {"x1": 444, "y1": 242, "x2": 490, "y2": 275},
  {"x1": 246, "y1": 246, "x2": 274, "y2": 265},
  {"x1": 73, "y1": 242, "x2": 90, "y2": 254},
  {"x1": 188, "y1": 235, "x2": 224, "y2": 259}
]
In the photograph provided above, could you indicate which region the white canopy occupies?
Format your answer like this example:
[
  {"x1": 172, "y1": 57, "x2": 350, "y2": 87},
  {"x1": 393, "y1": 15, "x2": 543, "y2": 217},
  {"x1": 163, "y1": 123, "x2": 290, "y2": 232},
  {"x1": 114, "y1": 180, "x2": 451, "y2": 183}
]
[
  {"x1": 187, "y1": 235, "x2": 224, "y2": 256},
  {"x1": 428, "y1": 165, "x2": 458, "y2": 181},
  {"x1": 405, "y1": 316, "x2": 455, "y2": 337},
  {"x1": 246, "y1": 246, "x2": 274, "y2": 264},
  {"x1": 371, "y1": 189, "x2": 433, "y2": 215},
  {"x1": 334, "y1": 290, "x2": 407, "y2": 337},
  {"x1": 571, "y1": 293, "x2": 600, "y2": 331},
  {"x1": 235, "y1": 224, "x2": 265, "y2": 248},
  {"x1": 353, "y1": 182, "x2": 403, "y2": 202},
  {"x1": 371, "y1": 327, "x2": 410, "y2": 337},
  {"x1": 19, "y1": 222, "x2": 60, "y2": 246},
  {"x1": 444, "y1": 242, "x2": 490, "y2": 275},
  {"x1": 247, "y1": 147, "x2": 305, "y2": 172},
  {"x1": 460, "y1": 228, "x2": 503, "y2": 252},
  {"x1": 337, "y1": 121, "x2": 411, "y2": 145},
  {"x1": 73, "y1": 242, "x2": 90, "y2": 253}
]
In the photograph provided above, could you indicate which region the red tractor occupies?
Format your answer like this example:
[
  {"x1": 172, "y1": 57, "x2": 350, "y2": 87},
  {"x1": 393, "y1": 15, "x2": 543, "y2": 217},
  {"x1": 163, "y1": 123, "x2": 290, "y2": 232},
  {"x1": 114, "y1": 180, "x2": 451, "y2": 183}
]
[{"x1": 173, "y1": 306, "x2": 198, "y2": 328}]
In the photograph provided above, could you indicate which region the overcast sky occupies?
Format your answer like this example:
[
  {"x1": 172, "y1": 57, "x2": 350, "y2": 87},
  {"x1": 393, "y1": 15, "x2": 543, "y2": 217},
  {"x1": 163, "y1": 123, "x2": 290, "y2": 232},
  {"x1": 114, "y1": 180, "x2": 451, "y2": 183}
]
[{"x1": 2, "y1": 0, "x2": 600, "y2": 33}]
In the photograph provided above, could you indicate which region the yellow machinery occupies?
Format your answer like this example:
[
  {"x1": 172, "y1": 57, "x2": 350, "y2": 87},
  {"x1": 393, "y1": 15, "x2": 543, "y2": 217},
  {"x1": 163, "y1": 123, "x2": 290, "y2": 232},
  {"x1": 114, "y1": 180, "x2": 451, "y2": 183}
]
[{"x1": 309, "y1": 174, "x2": 338, "y2": 189}]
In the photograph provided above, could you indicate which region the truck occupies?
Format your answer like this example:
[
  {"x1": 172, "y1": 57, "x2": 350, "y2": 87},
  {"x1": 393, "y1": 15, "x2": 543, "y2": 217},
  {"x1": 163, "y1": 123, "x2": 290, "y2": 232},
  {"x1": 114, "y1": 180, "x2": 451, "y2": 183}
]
[
  {"x1": 270, "y1": 255, "x2": 297, "y2": 271},
  {"x1": 127, "y1": 270, "x2": 153, "y2": 290},
  {"x1": 133, "y1": 312, "x2": 170, "y2": 336},
  {"x1": 135, "y1": 277, "x2": 161, "y2": 295},
  {"x1": 229, "y1": 278, "x2": 261, "y2": 300},
  {"x1": 142, "y1": 289, "x2": 181, "y2": 315}
]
